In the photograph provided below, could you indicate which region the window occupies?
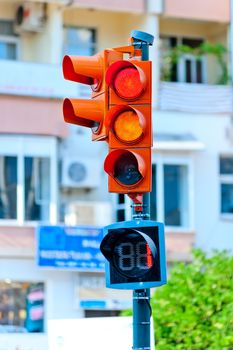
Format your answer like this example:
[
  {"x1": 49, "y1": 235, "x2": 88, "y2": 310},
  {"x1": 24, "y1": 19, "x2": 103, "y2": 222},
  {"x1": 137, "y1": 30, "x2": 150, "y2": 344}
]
[
  {"x1": 220, "y1": 156, "x2": 233, "y2": 215},
  {"x1": 115, "y1": 194, "x2": 132, "y2": 222},
  {"x1": 0, "y1": 20, "x2": 19, "y2": 60},
  {"x1": 115, "y1": 158, "x2": 193, "y2": 229},
  {"x1": 0, "y1": 136, "x2": 57, "y2": 224},
  {"x1": 160, "y1": 36, "x2": 206, "y2": 83},
  {"x1": 0, "y1": 156, "x2": 17, "y2": 219},
  {"x1": 153, "y1": 161, "x2": 190, "y2": 228},
  {"x1": 24, "y1": 157, "x2": 50, "y2": 221},
  {"x1": 63, "y1": 27, "x2": 96, "y2": 56},
  {"x1": 0, "y1": 281, "x2": 44, "y2": 333},
  {"x1": 150, "y1": 164, "x2": 157, "y2": 221},
  {"x1": 163, "y1": 165, "x2": 189, "y2": 226}
]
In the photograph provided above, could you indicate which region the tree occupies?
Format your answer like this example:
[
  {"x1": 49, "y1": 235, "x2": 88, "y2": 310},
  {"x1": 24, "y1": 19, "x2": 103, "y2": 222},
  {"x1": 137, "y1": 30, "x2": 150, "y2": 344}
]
[
  {"x1": 151, "y1": 250, "x2": 233, "y2": 349},
  {"x1": 161, "y1": 42, "x2": 229, "y2": 84}
]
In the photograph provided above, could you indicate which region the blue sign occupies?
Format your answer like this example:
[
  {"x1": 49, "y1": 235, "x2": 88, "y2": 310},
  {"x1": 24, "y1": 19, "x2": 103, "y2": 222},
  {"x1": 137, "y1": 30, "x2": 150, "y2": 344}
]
[{"x1": 37, "y1": 225, "x2": 104, "y2": 271}]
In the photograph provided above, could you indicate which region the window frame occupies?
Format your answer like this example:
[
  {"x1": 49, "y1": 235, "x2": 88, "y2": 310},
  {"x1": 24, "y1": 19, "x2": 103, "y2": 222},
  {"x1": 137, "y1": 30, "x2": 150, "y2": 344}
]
[
  {"x1": 0, "y1": 20, "x2": 20, "y2": 60},
  {"x1": 0, "y1": 280, "x2": 45, "y2": 333},
  {"x1": 219, "y1": 154, "x2": 233, "y2": 219},
  {"x1": 62, "y1": 25, "x2": 97, "y2": 57},
  {"x1": 113, "y1": 154, "x2": 194, "y2": 231},
  {"x1": 114, "y1": 194, "x2": 132, "y2": 222},
  {"x1": 160, "y1": 36, "x2": 207, "y2": 84},
  {"x1": 154, "y1": 154, "x2": 194, "y2": 231},
  {"x1": 0, "y1": 135, "x2": 58, "y2": 226}
]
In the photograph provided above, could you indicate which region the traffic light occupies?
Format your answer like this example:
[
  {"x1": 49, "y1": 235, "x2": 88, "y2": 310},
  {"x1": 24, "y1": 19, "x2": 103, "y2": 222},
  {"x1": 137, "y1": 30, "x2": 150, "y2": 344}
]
[
  {"x1": 104, "y1": 59, "x2": 152, "y2": 193},
  {"x1": 62, "y1": 49, "x2": 122, "y2": 141},
  {"x1": 100, "y1": 220, "x2": 167, "y2": 290},
  {"x1": 62, "y1": 45, "x2": 152, "y2": 193}
]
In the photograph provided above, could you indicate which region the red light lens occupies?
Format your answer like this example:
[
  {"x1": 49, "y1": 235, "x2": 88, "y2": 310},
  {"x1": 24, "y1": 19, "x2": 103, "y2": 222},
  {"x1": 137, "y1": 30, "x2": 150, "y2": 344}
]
[{"x1": 114, "y1": 67, "x2": 144, "y2": 100}]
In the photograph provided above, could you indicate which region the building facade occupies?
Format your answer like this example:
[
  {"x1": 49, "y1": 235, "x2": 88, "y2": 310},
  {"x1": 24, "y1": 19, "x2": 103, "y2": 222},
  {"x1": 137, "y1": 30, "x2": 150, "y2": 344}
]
[{"x1": 0, "y1": 0, "x2": 232, "y2": 347}]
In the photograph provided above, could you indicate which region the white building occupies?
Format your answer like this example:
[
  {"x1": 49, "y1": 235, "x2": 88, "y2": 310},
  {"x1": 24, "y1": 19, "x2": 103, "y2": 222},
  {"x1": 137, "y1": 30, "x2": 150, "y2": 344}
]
[{"x1": 0, "y1": 0, "x2": 232, "y2": 347}]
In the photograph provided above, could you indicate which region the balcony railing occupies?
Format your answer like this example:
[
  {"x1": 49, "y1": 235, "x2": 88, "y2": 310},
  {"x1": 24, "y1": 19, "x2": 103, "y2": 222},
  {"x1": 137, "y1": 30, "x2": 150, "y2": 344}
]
[
  {"x1": 159, "y1": 82, "x2": 233, "y2": 114},
  {"x1": 70, "y1": 0, "x2": 145, "y2": 13},
  {"x1": 1, "y1": 60, "x2": 233, "y2": 115},
  {"x1": 0, "y1": 59, "x2": 90, "y2": 99}
]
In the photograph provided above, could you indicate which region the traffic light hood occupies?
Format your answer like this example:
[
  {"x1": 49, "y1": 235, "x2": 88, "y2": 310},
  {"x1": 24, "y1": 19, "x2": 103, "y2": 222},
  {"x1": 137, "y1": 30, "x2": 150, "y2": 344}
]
[
  {"x1": 63, "y1": 53, "x2": 103, "y2": 90},
  {"x1": 63, "y1": 97, "x2": 104, "y2": 129}
]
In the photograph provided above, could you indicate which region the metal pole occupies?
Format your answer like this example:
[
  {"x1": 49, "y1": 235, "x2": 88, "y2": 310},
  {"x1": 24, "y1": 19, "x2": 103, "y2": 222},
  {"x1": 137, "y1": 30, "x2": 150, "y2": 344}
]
[{"x1": 130, "y1": 31, "x2": 154, "y2": 350}]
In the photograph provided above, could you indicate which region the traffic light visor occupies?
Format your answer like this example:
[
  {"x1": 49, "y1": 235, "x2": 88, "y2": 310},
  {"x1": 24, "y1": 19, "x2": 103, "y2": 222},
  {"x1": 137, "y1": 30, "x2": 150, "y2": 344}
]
[
  {"x1": 104, "y1": 149, "x2": 146, "y2": 187},
  {"x1": 106, "y1": 61, "x2": 146, "y2": 100},
  {"x1": 63, "y1": 98, "x2": 103, "y2": 129},
  {"x1": 63, "y1": 54, "x2": 103, "y2": 91}
]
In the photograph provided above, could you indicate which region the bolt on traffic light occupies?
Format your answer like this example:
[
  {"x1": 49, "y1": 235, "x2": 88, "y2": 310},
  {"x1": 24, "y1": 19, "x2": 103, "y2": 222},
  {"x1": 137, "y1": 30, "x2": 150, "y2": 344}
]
[
  {"x1": 104, "y1": 58, "x2": 152, "y2": 194},
  {"x1": 100, "y1": 220, "x2": 167, "y2": 290}
]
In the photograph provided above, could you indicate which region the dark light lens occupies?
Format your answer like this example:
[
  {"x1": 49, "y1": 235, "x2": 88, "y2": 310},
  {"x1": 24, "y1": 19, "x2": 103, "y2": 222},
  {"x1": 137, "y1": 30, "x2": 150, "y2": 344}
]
[{"x1": 114, "y1": 153, "x2": 142, "y2": 186}]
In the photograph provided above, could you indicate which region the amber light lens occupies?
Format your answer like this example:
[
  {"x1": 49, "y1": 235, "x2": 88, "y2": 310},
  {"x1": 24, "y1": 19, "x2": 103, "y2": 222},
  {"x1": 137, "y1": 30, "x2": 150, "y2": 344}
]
[
  {"x1": 114, "y1": 110, "x2": 143, "y2": 143},
  {"x1": 114, "y1": 67, "x2": 144, "y2": 100}
]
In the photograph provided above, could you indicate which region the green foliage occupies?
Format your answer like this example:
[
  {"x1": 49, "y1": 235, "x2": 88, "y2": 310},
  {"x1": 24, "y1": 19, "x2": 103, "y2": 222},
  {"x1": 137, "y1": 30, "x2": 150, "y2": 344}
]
[
  {"x1": 162, "y1": 42, "x2": 229, "y2": 84},
  {"x1": 121, "y1": 250, "x2": 233, "y2": 349},
  {"x1": 151, "y1": 250, "x2": 233, "y2": 349}
]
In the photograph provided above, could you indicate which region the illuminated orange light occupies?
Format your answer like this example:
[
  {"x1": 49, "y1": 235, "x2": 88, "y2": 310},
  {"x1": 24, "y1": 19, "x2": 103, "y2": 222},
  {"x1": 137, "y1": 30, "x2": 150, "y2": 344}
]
[
  {"x1": 114, "y1": 67, "x2": 144, "y2": 100},
  {"x1": 114, "y1": 110, "x2": 143, "y2": 143}
]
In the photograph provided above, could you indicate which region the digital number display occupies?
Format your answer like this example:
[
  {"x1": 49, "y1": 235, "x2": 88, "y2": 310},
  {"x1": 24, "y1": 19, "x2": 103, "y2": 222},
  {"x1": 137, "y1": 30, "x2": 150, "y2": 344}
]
[{"x1": 113, "y1": 232, "x2": 154, "y2": 278}]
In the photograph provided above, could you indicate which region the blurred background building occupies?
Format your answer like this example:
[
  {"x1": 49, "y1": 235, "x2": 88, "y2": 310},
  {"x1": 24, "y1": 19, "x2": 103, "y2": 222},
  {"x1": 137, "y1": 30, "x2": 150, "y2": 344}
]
[{"x1": 0, "y1": 0, "x2": 232, "y2": 347}]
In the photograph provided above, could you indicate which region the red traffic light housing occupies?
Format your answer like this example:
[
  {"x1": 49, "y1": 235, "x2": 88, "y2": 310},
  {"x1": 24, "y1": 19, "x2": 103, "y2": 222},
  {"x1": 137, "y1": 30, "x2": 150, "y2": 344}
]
[
  {"x1": 104, "y1": 57, "x2": 152, "y2": 195},
  {"x1": 62, "y1": 41, "x2": 153, "y2": 201}
]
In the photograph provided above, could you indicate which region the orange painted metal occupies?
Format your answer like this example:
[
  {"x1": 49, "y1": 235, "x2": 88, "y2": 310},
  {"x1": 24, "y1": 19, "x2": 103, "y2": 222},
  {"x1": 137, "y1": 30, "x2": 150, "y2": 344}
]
[
  {"x1": 104, "y1": 55, "x2": 152, "y2": 194},
  {"x1": 63, "y1": 54, "x2": 103, "y2": 91},
  {"x1": 62, "y1": 49, "x2": 122, "y2": 141},
  {"x1": 104, "y1": 148, "x2": 151, "y2": 193},
  {"x1": 63, "y1": 95, "x2": 104, "y2": 128}
]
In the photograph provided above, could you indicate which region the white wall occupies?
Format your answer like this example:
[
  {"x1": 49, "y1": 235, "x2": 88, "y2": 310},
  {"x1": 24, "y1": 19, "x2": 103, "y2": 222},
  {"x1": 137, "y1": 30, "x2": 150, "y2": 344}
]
[{"x1": 155, "y1": 110, "x2": 233, "y2": 251}]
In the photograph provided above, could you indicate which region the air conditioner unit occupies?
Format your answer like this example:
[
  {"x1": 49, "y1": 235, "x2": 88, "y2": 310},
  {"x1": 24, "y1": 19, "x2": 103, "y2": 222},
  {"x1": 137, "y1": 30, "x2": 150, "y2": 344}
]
[
  {"x1": 64, "y1": 201, "x2": 112, "y2": 226},
  {"x1": 61, "y1": 157, "x2": 101, "y2": 189},
  {"x1": 14, "y1": 2, "x2": 46, "y2": 33}
]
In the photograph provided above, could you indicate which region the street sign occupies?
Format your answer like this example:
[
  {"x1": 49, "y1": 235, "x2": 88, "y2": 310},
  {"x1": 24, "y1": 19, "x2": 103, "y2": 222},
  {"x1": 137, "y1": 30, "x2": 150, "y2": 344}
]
[{"x1": 37, "y1": 225, "x2": 104, "y2": 271}]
